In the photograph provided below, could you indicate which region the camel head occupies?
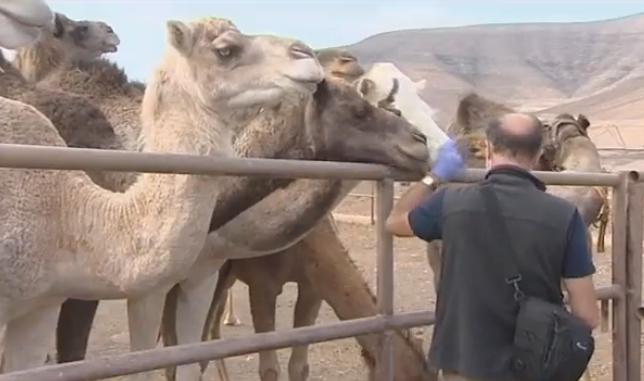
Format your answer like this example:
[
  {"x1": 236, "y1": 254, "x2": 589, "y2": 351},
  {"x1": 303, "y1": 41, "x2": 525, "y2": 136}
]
[
  {"x1": 541, "y1": 113, "x2": 597, "y2": 171},
  {"x1": 358, "y1": 77, "x2": 402, "y2": 117},
  {"x1": 357, "y1": 62, "x2": 449, "y2": 163},
  {"x1": 305, "y1": 78, "x2": 430, "y2": 175},
  {"x1": 315, "y1": 48, "x2": 364, "y2": 83},
  {"x1": 52, "y1": 13, "x2": 120, "y2": 60},
  {"x1": 162, "y1": 17, "x2": 324, "y2": 110},
  {"x1": 0, "y1": 0, "x2": 54, "y2": 48}
]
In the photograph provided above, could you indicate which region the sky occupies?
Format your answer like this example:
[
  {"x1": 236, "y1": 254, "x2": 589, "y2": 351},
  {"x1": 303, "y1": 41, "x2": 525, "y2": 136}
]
[{"x1": 9, "y1": 1, "x2": 644, "y2": 81}]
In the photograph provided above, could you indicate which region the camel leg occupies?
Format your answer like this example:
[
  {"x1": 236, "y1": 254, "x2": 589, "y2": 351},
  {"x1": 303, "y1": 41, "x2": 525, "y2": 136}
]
[
  {"x1": 3, "y1": 303, "x2": 60, "y2": 373},
  {"x1": 301, "y1": 216, "x2": 434, "y2": 381},
  {"x1": 223, "y1": 286, "x2": 241, "y2": 326},
  {"x1": 287, "y1": 280, "x2": 322, "y2": 381},
  {"x1": 56, "y1": 299, "x2": 99, "y2": 363},
  {"x1": 127, "y1": 291, "x2": 168, "y2": 381},
  {"x1": 210, "y1": 289, "x2": 231, "y2": 381},
  {"x1": 174, "y1": 269, "x2": 222, "y2": 381},
  {"x1": 249, "y1": 284, "x2": 281, "y2": 381}
]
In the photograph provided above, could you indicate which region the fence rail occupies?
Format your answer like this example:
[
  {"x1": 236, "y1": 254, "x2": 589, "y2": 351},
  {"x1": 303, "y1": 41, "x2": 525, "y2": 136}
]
[{"x1": 0, "y1": 143, "x2": 640, "y2": 381}]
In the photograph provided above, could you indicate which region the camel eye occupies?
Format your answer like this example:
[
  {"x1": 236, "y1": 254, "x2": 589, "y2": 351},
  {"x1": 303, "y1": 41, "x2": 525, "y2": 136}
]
[{"x1": 214, "y1": 47, "x2": 232, "y2": 60}]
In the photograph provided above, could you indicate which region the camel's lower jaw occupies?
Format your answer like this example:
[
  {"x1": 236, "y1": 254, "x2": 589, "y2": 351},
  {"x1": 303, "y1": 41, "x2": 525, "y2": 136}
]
[{"x1": 104, "y1": 45, "x2": 118, "y2": 53}]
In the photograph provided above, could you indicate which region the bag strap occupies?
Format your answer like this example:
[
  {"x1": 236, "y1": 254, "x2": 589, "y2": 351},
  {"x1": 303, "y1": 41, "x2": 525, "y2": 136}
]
[{"x1": 480, "y1": 181, "x2": 526, "y2": 301}]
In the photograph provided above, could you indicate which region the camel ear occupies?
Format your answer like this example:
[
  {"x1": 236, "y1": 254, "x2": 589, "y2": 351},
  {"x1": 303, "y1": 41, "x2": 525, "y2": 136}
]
[
  {"x1": 577, "y1": 114, "x2": 590, "y2": 132},
  {"x1": 53, "y1": 13, "x2": 65, "y2": 38},
  {"x1": 415, "y1": 79, "x2": 426, "y2": 91},
  {"x1": 167, "y1": 20, "x2": 194, "y2": 56},
  {"x1": 358, "y1": 78, "x2": 375, "y2": 97}
]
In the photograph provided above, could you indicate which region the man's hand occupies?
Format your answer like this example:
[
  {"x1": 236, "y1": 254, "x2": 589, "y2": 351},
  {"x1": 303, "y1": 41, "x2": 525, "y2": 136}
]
[{"x1": 386, "y1": 139, "x2": 465, "y2": 238}]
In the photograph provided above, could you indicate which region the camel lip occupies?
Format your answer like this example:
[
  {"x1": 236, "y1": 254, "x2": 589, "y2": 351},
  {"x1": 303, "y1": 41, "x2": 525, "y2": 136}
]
[{"x1": 104, "y1": 45, "x2": 118, "y2": 53}]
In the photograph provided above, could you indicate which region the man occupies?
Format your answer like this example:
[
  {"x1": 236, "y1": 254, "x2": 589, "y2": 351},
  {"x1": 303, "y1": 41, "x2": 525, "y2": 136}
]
[{"x1": 386, "y1": 113, "x2": 599, "y2": 381}]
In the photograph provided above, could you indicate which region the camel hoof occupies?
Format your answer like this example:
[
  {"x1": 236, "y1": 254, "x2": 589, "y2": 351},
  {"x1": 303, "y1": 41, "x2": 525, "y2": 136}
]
[
  {"x1": 260, "y1": 369, "x2": 279, "y2": 381},
  {"x1": 288, "y1": 364, "x2": 309, "y2": 381},
  {"x1": 223, "y1": 317, "x2": 242, "y2": 326}
]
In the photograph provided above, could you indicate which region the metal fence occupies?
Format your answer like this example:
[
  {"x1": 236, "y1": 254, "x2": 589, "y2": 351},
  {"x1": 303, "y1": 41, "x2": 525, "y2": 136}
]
[{"x1": 0, "y1": 143, "x2": 641, "y2": 381}]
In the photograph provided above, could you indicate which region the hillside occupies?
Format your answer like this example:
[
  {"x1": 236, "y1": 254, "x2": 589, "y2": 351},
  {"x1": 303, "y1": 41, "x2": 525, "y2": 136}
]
[{"x1": 344, "y1": 12, "x2": 644, "y2": 125}]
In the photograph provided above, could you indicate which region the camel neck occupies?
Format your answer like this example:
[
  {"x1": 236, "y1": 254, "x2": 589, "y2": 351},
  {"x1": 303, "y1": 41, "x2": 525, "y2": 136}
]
[{"x1": 56, "y1": 83, "x2": 233, "y2": 298}]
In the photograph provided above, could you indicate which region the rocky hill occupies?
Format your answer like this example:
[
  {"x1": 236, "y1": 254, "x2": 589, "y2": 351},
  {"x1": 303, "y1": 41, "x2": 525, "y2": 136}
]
[{"x1": 344, "y1": 12, "x2": 644, "y2": 126}]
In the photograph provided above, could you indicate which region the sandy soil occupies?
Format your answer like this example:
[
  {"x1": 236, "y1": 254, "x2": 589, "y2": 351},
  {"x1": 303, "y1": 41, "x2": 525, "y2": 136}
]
[{"x1": 81, "y1": 180, "x2": 630, "y2": 381}]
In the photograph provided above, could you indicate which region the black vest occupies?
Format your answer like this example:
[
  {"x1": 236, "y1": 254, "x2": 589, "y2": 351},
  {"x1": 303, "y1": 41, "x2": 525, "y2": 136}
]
[{"x1": 429, "y1": 166, "x2": 577, "y2": 381}]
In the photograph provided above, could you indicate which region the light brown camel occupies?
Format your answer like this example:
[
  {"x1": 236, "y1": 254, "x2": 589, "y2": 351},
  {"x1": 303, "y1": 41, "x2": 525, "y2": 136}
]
[
  {"x1": 0, "y1": 16, "x2": 325, "y2": 375},
  {"x1": 49, "y1": 47, "x2": 432, "y2": 381},
  {"x1": 206, "y1": 76, "x2": 405, "y2": 381},
  {"x1": 12, "y1": 12, "x2": 120, "y2": 82}
]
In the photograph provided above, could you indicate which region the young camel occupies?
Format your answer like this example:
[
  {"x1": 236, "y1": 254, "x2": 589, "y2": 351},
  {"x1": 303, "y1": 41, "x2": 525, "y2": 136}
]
[
  {"x1": 0, "y1": 16, "x2": 325, "y2": 375},
  {"x1": 12, "y1": 12, "x2": 120, "y2": 82},
  {"x1": 50, "y1": 48, "x2": 432, "y2": 381}
]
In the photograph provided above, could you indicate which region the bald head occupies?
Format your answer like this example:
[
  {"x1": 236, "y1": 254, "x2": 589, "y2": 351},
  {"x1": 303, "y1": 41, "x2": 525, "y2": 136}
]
[{"x1": 485, "y1": 112, "x2": 543, "y2": 161}]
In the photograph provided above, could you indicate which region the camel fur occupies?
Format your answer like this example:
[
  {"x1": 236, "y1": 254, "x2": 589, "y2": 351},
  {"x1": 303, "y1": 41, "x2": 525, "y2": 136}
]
[
  {"x1": 12, "y1": 12, "x2": 120, "y2": 82},
  {"x1": 0, "y1": 15, "x2": 325, "y2": 375}
]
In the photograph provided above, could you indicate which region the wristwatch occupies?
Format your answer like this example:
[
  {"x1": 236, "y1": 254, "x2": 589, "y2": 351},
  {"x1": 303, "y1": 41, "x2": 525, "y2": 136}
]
[{"x1": 421, "y1": 173, "x2": 441, "y2": 190}]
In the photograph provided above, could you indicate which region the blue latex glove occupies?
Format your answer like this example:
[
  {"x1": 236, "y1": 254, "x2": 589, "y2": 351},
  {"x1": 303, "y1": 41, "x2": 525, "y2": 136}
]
[{"x1": 431, "y1": 139, "x2": 465, "y2": 181}]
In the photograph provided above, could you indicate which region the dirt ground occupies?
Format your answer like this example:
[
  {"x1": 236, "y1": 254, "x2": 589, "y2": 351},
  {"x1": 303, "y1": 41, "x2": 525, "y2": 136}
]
[{"x1": 88, "y1": 181, "x2": 621, "y2": 381}]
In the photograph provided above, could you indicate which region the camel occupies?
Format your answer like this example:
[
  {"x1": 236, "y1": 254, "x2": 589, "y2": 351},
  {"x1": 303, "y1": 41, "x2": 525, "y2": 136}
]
[
  {"x1": 36, "y1": 26, "x2": 144, "y2": 152},
  {"x1": 54, "y1": 57, "x2": 438, "y2": 381},
  {"x1": 12, "y1": 12, "x2": 120, "y2": 82},
  {"x1": 202, "y1": 75, "x2": 407, "y2": 381},
  {"x1": 0, "y1": 16, "x2": 326, "y2": 375},
  {"x1": 357, "y1": 62, "x2": 447, "y2": 162},
  {"x1": 218, "y1": 47, "x2": 369, "y2": 328}
]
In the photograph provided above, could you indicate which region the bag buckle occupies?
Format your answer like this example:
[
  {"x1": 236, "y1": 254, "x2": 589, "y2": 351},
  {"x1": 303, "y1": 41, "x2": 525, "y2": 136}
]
[{"x1": 505, "y1": 275, "x2": 525, "y2": 301}]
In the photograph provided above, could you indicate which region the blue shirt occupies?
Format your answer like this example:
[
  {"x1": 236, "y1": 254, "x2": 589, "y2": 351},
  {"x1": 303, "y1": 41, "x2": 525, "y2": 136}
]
[{"x1": 408, "y1": 187, "x2": 595, "y2": 279}]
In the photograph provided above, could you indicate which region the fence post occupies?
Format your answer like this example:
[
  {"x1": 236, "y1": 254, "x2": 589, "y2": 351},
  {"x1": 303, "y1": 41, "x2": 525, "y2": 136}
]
[
  {"x1": 611, "y1": 172, "x2": 630, "y2": 381},
  {"x1": 626, "y1": 175, "x2": 643, "y2": 381},
  {"x1": 370, "y1": 181, "x2": 376, "y2": 225},
  {"x1": 375, "y1": 179, "x2": 394, "y2": 381}
]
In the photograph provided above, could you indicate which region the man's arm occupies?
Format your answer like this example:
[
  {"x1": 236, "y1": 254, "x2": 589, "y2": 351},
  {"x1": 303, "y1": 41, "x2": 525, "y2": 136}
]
[
  {"x1": 562, "y1": 210, "x2": 599, "y2": 329},
  {"x1": 386, "y1": 178, "x2": 446, "y2": 241}
]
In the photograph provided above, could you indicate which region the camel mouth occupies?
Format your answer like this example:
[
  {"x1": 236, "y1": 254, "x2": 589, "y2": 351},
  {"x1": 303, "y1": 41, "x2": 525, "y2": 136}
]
[
  {"x1": 104, "y1": 45, "x2": 118, "y2": 53},
  {"x1": 394, "y1": 145, "x2": 431, "y2": 174}
]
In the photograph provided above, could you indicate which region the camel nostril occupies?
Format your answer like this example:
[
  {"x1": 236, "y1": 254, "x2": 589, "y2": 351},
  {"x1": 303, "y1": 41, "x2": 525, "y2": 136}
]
[
  {"x1": 393, "y1": 108, "x2": 402, "y2": 118},
  {"x1": 289, "y1": 42, "x2": 315, "y2": 60},
  {"x1": 413, "y1": 131, "x2": 427, "y2": 144}
]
